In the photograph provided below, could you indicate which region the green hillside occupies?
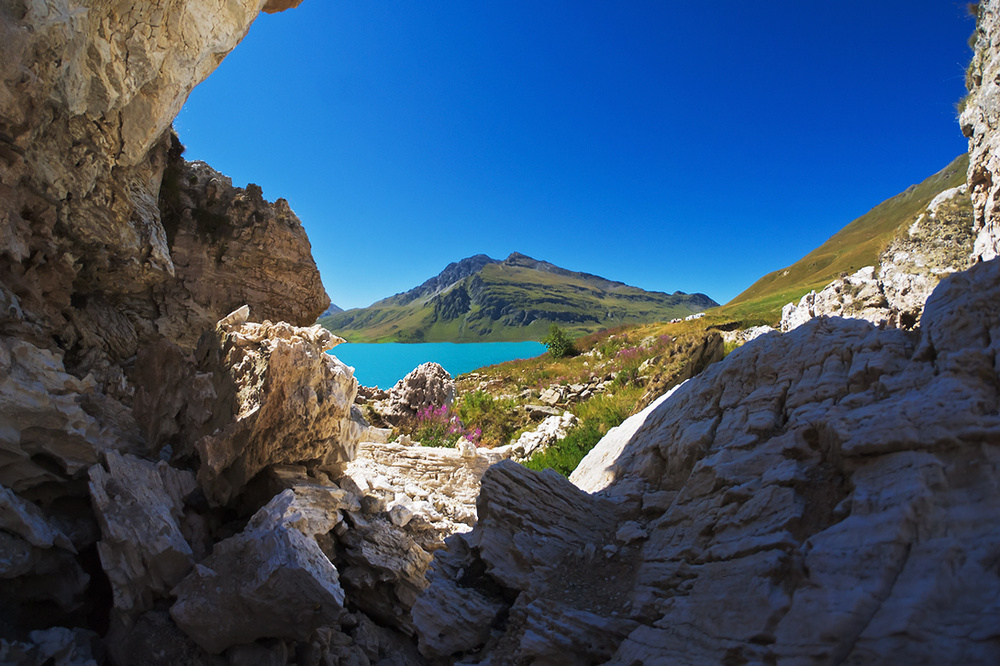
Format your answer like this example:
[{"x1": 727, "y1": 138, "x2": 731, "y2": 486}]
[
  {"x1": 713, "y1": 153, "x2": 969, "y2": 326},
  {"x1": 320, "y1": 253, "x2": 717, "y2": 342}
]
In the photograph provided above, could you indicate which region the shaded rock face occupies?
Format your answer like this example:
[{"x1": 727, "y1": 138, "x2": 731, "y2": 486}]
[
  {"x1": 0, "y1": 1, "x2": 328, "y2": 399},
  {"x1": 187, "y1": 312, "x2": 361, "y2": 506},
  {"x1": 415, "y1": 258, "x2": 1000, "y2": 664},
  {"x1": 781, "y1": 185, "x2": 975, "y2": 332},
  {"x1": 2, "y1": 0, "x2": 267, "y2": 333},
  {"x1": 158, "y1": 151, "x2": 329, "y2": 349}
]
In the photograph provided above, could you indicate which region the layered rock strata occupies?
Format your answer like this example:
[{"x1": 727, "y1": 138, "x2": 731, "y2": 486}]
[
  {"x1": 0, "y1": 1, "x2": 328, "y2": 400},
  {"x1": 415, "y1": 257, "x2": 1000, "y2": 664}
]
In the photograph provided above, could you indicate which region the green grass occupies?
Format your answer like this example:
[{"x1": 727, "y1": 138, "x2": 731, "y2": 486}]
[
  {"x1": 522, "y1": 388, "x2": 640, "y2": 476},
  {"x1": 446, "y1": 322, "x2": 721, "y2": 476}
]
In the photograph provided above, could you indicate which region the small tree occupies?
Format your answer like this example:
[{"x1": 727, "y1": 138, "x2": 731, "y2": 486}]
[{"x1": 542, "y1": 324, "x2": 575, "y2": 358}]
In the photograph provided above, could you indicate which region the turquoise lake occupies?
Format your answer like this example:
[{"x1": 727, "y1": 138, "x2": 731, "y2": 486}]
[{"x1": 328, "y1": 341, "x2": 547, "y2": 389}]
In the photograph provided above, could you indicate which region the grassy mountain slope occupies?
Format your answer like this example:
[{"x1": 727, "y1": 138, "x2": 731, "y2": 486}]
[
  {"x1": 320, "y1": 253, "x2": 717, "y2": 342},
  {"x1": 713, "y1": 153, "x2": 969, "y2": 325}
]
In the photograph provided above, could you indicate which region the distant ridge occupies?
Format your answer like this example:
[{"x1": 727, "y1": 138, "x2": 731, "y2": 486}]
[
  {"x1": 714, "y1": 153, "x2": 970, "y2": 325},
  {"x1": 319, "y1": 302, "x2": 343, "y2": 318},
  {"x1": 320, "y1": 252, "x2": 717, "y2": 342}
]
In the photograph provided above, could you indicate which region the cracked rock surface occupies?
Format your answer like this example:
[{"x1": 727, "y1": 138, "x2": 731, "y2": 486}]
[{"x1": 415, "y1": 258, "x2": 1000, "y2": 664}]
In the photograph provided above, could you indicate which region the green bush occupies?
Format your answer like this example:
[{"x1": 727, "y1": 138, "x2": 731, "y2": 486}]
[
  {"x1": 542, "y1": 324, "x2": 575, "y2": 358},
  {"x1": 457, "y1": 390, "x2": 519, "y2": 446}
]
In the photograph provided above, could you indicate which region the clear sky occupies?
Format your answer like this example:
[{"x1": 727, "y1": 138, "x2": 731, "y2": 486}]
[{"x1": 174, "y1": 1, "x2": 976, "y2": 310}]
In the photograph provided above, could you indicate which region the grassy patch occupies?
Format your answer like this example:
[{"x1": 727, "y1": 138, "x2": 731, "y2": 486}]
[{"x1": 522, "y1": 388, "x2": 639, "y2": 476}]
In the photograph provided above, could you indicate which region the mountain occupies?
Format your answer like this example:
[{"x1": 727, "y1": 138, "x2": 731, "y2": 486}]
[
  {"x1": 712, "y1": 153, "x2": 970, "y2": 325},
  {"x1": 319, "y1": 252, "x2": 718, "y2": 342},
  {"x1": 319, "y1": 302, "x2": 344, "y2": 318}
]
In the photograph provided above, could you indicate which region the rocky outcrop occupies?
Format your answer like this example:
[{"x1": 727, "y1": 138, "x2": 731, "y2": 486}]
[
  {"x1": 376, "y1": 362, "x2": 456, "y2": 425},
  {"x1": 157, "y1": 154, "x2": 329, "y2": 349},
  {"x1": 343, "y1": 439, "x2": 506, "y2": 544},
  {"x1": 0, "y1": 0, "x2": 327, "y2": 400},
  {"x1": 415, "y1": 258, "x2": 1000, "y2": 663},
  {"x1": 0, "y1": 0, "x2": 367, "y2": 658},
  {"x1": 963, "y1": 1, "x2": 1000, "y2": 262},
  {"x1": 494, "y1": 411, "x2": 578, "y2": 461},
  {"x1": 89, "y1": 452, "x2": 195, "y2": 614},
  {"x1": 188, "y1": 310, "x2": 361, "y2": 505},
  {"x1": 781, "y1": 184, "x2": 974, "y2": 331},
  {"x1": 170, "y1": 488, "x2": 348, "y2": 653},
  {"x1": 719, "y1": 325, "x2": 776, "y2": 347}
]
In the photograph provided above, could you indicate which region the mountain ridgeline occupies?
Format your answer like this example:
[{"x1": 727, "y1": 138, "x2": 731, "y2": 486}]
[{"x1": 320, "y1": 253, "x2": 717, "y2": 342}]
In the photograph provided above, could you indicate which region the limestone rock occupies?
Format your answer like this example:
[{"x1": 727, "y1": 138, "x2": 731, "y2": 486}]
[
  {"x1": 570, "y1": 383, "x2": 685, "y2": 494},
  {"x1": 414, "y1": 461, "x2": 632, "y2": 662},
  {"x1": 0, "y1": 484, "x2": 75, "y2": 552},
  {"x1": 0, "y1": 338, "x2": 110, "y2": 491},
  {"x1": 0, "y1": 0, "x2": 326, "y2": 405},
  {"x1": 470, "y1": 461, "x2": 619, "y2": 593},
  {"x1": 781, "y1": 185, "x2": 974, "y2": 332},
  {"x1": 342, "y1": 440, "x2": 506, "y2": 542},
  {"x1": 0, "y1": 627, "x2": 99, "y2": 666},
  {"x1": 963, "y1": 1, "x2": 1000, "y2": 262},
  {"x1": 333, "y1": 513, "x2": 433, "y2": 635},
  {"x1": 0, "y1": 0, "x2": 305, "y2": 320},
  {"x1": 156, "y1": 157, "x2": 329, "y2": 349},
  {"x1": 89, "y1": 451, "x2": 193, "y2": 613},
  {"x1": 131, "y1": 337, "x2": 216, "y2": 457},
  {"x1": 376, "y1": 362, "x2": 455, "y2": 424},
  {"x1": 106, "y1": 609, "x2": 226, "y2": 666},
  {"x1": 192, "y1": 313, "x2": 359, "y2": 505},
  {"x1": 495, "y1": 411, "x2": 578, "y2": 461},
  {"x1": 411, "y1": 575, "x2": 505, "y2": 658},
  {"x1": 170, "y1": 489, "x2": 348, "y2": 654},
  {"x1": 719, "y1": 325, "x2": 776, "y2": 348},
  {"x1": 420, "y1": 258, "x2": 1000, "y2": 663}
]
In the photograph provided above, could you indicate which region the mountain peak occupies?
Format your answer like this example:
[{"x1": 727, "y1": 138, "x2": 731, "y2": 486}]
[
  {"x1": 323, "y1": 253, "x2": 718, "y2": 342},
  {"x1": 385, "y1": 254, "x2": 499, "y2": 306}
]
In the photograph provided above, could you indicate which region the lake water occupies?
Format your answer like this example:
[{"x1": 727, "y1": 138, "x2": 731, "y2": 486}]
[{"x1": 328, "y1": 341, "x2": 547, "y2": 389}]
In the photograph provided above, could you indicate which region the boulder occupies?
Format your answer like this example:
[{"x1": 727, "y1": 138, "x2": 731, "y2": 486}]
[
  {"x1": 170, "y1": 489, "x2": 349, "y2": 654},
  {"x1": 0, "y1": 627, "x2": 99, "y2": 666},
  {"x1": 0, "y1": 484, "x2": 75, "y2": 552},
  {"x1": 156, "y1": 158, "x2": 330, "y2": 349},
  {"x1": 377, "y1": 363, "x2": 455, "y2": 424},
  {"x1": 192, "y1": 311, "x2": 360, "y2": 505},
  {"x1": 342, "y1": 440, "x2": 506, "y2": 542},
  {"x1": 0, "y1": 338, "x2": 114, "y2": 492},
  {"x1": 418, "y1": 258, "x2": 1000, "y2": 664},
  {"x1": 88, "y1": 451, "x2": 194, "y2": 613},
  {"x1": 496, "y1": 411, "x2": 578, "y2": 461}
]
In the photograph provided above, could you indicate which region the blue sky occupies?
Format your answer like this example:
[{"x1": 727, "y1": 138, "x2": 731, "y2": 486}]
[{"x1": 174, "y1": 1, "x2": 975, "y2": 310}]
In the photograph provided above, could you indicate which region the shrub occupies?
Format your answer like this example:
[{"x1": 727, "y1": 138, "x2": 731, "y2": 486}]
[
  {"x1": 457, "y1": 390, "x2": 519, "y2": 447},
  {"x1": 542, "y1": 324, "x2": 575, "y2": 358},
  {"x1": 523, "y1": 390, "x2": 637, "y2": 476}
]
